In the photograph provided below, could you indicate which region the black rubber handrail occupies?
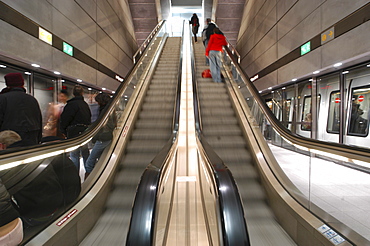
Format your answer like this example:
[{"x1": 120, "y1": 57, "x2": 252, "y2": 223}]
[{"x1": 190, "y1": 28, "x2": 250, "y2": 246}]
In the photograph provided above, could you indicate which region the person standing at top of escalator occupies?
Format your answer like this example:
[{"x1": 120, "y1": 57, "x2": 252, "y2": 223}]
[
  {"x1": 60, "y1": 85, "x2": 91, "y2": 170},
  {"x1": 202, "y1": 18, "x2": 217, "y2": 65},
  {"x1": 0, "y1": 73, "x2": 42, "y2": 146},
  {"x1": 190, "y1": 13, "x2": 200, "y2": 43},
  {"x1": 205, "y1": 28, "x2": 228, "y2": 83}
]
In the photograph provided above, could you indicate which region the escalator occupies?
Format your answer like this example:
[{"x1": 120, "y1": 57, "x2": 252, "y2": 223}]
[
  {"x1": 80, "y1": 37, "x2": 181, "y2": 245},
  {"x1": 193, "y1": 42, "x2": 296, "y2": 245}
]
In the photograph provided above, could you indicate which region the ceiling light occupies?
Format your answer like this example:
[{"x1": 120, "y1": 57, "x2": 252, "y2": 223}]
[
  {"x1": 31, "y1": 64, "x2": 40, "y2": 68},
  {"x1": 333, "y1": 63, "x2": 342, "y2": 67},
  {"x1": 77, "y1": 79, "x2": 82, "y2": 82},
  {"x1": 24, "y1": 72, "x2": 31, "y2": 75},
  {"x1": 342, "y1": 71, "x2": 349, "y2": 74},
  {"x1": 54, "y1": 71, "x2": 61, "y2": 75},
  {"x1": 313, "y1": 70, "x2": 320, "y2": 74},
  {"x1": 292, "y1": 78, "x2": 297, "y2": 81},
  {"x1": 88, "y1": 88, "x2": 92, "y2": 91},
  {"x1": 102, "y1": 87, "x2": 106, "y2": 90},
  {"x1": 0, "y1": 65, "x2": 6, "y2": 68},
  {"x1": 268, "y1": 87, "x2": 272, "y2": 90}
]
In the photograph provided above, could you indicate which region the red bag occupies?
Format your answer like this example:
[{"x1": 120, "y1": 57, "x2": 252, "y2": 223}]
[{"x1": 202, "y1": 69, "x2": 212, "y2": 78}]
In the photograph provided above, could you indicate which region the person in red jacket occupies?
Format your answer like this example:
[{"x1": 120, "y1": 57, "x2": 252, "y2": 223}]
[{"x1": 205, "y1": 28, "x2": 227, "y2": 83}]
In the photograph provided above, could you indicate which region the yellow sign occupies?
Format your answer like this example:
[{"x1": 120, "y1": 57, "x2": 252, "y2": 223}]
[
  {"x1": 321, "y1": 27, "x2": 334, "y2": 45},
  {"x1": 39, "y1": 27, "x2": 52, "y2": 45}
]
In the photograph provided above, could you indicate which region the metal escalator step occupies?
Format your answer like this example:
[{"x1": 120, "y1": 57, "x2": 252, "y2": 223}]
[
  {"x1": 204, "y1": 135, "x2": 247, "y2": 148},
  {"x1": 211, "y1": 148, "x2": 252, "y2": 164},
  {"x1": 131, "y1": 129, "x2": 171, "y2": 140},
  {"x1": 135, "y1": 119, "x2": 172, "y2": 129},
  {"x1": 138, "y1": 112, "x2": 173, "y2": 120},
  {"x1": 142, "y1": 103, "x2": 173, "y2": 110},
  {"x1": 202, "y1": 117, "x2": 238, "y2": 125},
  {"x1": 126, "y1": 140, "x2": 168, "y2": 153},
  {"x1": 200, "y1": 100, "x2": 232, "y2": 107},
  {"x1": 120, "y1": 152, "x2": 159, "y2": 166},
  {"x1": 202, "y1": 126, "x2": 242, "y2": 135},
  {"x1": 200, "y1": 109, "x2": 235, "y2": 116}
]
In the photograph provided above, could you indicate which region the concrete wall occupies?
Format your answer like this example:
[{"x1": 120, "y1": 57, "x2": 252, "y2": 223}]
[
  {"x1": 0, "y1": 0, "x2": 137, "y2": 91},
  {"x1": 236, "y1": 0, "x2": 370, "y2": 91}
]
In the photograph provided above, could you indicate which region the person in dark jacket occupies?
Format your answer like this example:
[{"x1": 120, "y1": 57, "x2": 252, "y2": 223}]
[
  {"x1": 84, "y1": 93, "x2": 116, "y2": 180},
  {"x1": 60, "y1": 85, "x2": 91, "y2": 170},
  {"x1": 202, "y1": 18, "x2": 217, "y2": 65},
  {"x1": 206, "y1": 27, "x2": 228, "y2": 83},
  {"x1": 0, "y1": 73, "x2": 42, "y2": 146},
  {"x1": 0, "y1": 178, "x2": 23, "y2": 245},
  {"x1": 190, "y1": 13, "x2": 200, "y2": 42}
]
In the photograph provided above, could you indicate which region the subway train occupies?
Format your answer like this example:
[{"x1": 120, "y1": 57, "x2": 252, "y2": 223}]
[{"x1": 262, "y1": 61, "x2": 370, "y2": 149}]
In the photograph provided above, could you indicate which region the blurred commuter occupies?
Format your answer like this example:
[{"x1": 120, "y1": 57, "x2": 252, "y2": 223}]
[
  {"x1": 60, "y1": 85, "x2": 91, "y2": 170},
  {"x1": 205, "y1": 28, "x2": 227, "y2": 83},
  {"x1": 43, "y1": 90, "x2": 69, "y2": 138},
  {"x1": 0, "y1": 73, "x2": 42, "y2": 145},
  {"x1": 190, "y1": 13, "x2": 200, "y2": 43},
  {"x1": 0, "y1": 132, "x2": 80, "y2": 227},
  {"x1": 84, "y1": 93, "x2": 116, "y2": 180},
  {"x1": 202, "y1": 18, "x2": 217, "y2": 65},
  {"x1": 0, "y1": 178, "x2": 23, "y2": 246}
]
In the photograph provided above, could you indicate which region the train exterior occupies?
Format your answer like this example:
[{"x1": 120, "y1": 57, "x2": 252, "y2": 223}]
[{"x1": 263, "y1": 62, "x2": 370, "y2": 149}]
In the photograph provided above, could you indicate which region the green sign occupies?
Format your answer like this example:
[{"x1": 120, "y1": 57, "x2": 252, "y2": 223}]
[
  {"x1": 63, "y1": 42, "x2": 73, "y2": 56},
  {"x1": 301, "y1": 41, "x2": 311, "y2": 56}
]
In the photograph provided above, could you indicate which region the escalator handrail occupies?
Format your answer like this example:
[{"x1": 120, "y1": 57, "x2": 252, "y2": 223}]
[
  {"x1": 190, "y1": 26, "x2": 250, "y2": 246},
  {"x1": 133, "y1": 20, "x2": 165, "y2": 64},
  {"x1": 126, "y1": 22, "x2": 185, "y2": 246},
  {"x1": 223, "y1": 45, "x2": 370, "y2": 166},
  {"x1": 0, "y1": 21, "x2": 168, "y2": 170}
]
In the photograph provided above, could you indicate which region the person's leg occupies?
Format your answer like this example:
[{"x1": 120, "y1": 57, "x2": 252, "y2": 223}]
[
  {"x1": 84, "y1": 140, "x2": 111, "y2": 174},
  {"x1": 81, "y1": 144, "x2": 90, "y2": 167},
  {"x1": 209, "y1": 51, "x2": 222, "y2": 82},
  {"x1": 204, "y1": 40, "x2": 210, "y2": 65},
  {"x1": 214, "y1": 51, "x2": 223, "y2": 82},
  {"x1": 70, "y1": 148, "x2": 80, "y2": 170}
]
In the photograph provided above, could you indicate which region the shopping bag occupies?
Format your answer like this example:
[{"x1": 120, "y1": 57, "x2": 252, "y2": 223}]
[{"x1": 202, "y1": 69, "x2": 212, "y2": 78}]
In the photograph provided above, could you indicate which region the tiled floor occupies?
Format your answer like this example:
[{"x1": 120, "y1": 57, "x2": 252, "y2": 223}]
[{"x1": 269, "y1": 144, "x2": 370, "y2": 242}]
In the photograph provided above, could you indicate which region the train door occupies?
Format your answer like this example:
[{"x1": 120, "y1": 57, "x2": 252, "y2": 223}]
[
  {"x1": 296, "y1": 81, "x2": 312, "y2": 138},
  {"x1": 317, "y1": 74, "x2": 340, "y2": 143},
  {"x1": 344, "y1": 67, "x2": 370, "y2": 148}
]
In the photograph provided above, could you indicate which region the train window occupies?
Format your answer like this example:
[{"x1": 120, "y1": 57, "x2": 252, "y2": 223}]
[
  {"x1": 301, "y1": 96, "x2": 311, "y2": 131},
  {"x1": 347, "y1": 87, "x2": 370, "y2": 136},
  {"x1": 327, "y1": 91, "x2": 341, "y2": 134}
]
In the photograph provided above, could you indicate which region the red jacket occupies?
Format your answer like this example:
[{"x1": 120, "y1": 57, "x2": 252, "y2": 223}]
[{"x1": 205, "y1": 33, "x2": 227, "y2": 56}]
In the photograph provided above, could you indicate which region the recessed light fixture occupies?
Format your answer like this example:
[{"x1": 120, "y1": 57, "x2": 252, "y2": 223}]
[
  {"x1": 31, "y1": 64, "x2": 40, "y2": 68},
  {"x1": 54, "y1": 71, "x2": 61, "y2": 75},
  {"x1": 77, "y1": 79, "x2": 82, "y2": 82},
  {"x1": 333, "y1": 63, "x2": 342, "y2": 67},
  {"x1": 313, "y1": 70, "x2": 320, "y2": 74}
]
